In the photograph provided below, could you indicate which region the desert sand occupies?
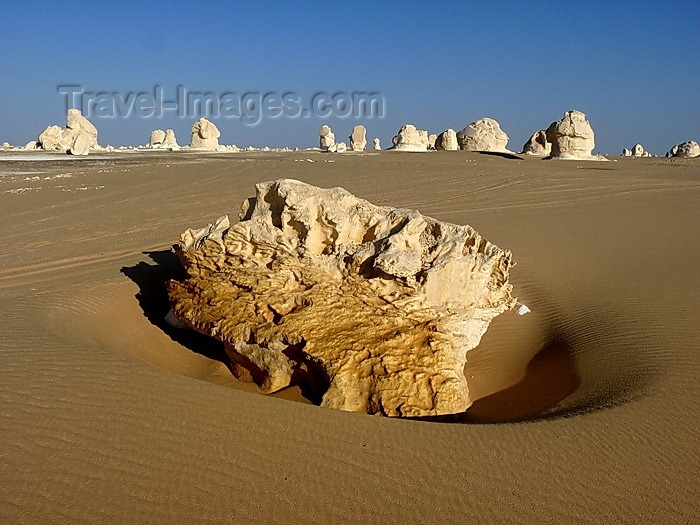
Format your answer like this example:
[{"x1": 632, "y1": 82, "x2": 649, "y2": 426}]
[{"x1": 1, "y1": 150, "x2": 698, "y2": 523}]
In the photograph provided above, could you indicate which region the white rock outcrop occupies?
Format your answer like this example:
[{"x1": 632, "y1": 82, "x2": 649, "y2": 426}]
[
  {"x1": 190, "y1": 118, "x2": 221, "y2": 150},
  {"x1": 521, "y1": 130, "x2": 551, "y2": 156},
  {"x1": 37, "y1": 109, "x2": 99, "y2": 155},
  {"x1": 148, "y1": 129, "x2": 179, "y2": 149},
  {"x1": 428, "y1": 134, "x2": 437, "y2": 150},
  {"x1": 349, "y1": 125, "x2": 367, "y2": 151},
  {"x1": 622, "y1": 148, "x2": 632, "y2": 157},
  {"x1": 666, "y1": 140, "x2": 699, "y2": 158},
  {"x1": 167, "y1": 179, "x2": 516, "y2": 417},
  {"x1": 319, "y1": 125, "x2": 335, "y2": 151},
  {"x1": 435, "y1": 129, "x2": 459, "y2": 151},
  {"x1": 457, "y1": 118, "x2": 510, "y2": 152},
  {"x1": 373, "y1": 138, "x2": 381, "y2": 150},
  {"x1": 392, "y1": 124, "x2": 429, "y2": 151},
  {"x1": 546, "y1": 110, "x2": 605, "y2": 160}
]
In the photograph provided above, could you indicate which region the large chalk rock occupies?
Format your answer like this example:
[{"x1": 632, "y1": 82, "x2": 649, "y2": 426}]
[
  {"x1": 373, "y1": 138, "x2": 381, "y2": 150},
  {"x1": 38, "y1": 125, "x2": 64, "y2": 151},
  {"x1": 667, "y1": 140, "x2": 700, "y2": 158},
  {"x1": 457, "y1": 118, "x2": 510, "y2": 152},
  {"x1": 392, "y1": 124, "x2": 429, "y2": 151},
  {"x1": 349, "y1": 125, "x2": 367, "y2": 151},
  {"x1": 435, "y1": 129, "x2": 459, "y2": 151},
  {"x1": 163, "y1": 129, "x2": 179, "y2": 148},
  {"x1": 428, "y1": 134, "x2": 437, "y2": 150},
  {"x1": 68, "y1": 133, "x2": 90, "y2": 156},
  {"x1": 319, "y1": 125, "x2": 335, "y2": 151},
  {"x1": 190, "y1": 118, "x2": 221, "y2": 150},
  {"x1": 38, "y1": 109, "x2": 98, "y2": 154},
  {"x1": 521, "y1": 130, "x2": 551, "y2": 156},
  {"x1": 148, "y1": 129, "x2": 166, "y2": 148},
  {"x1": 546, "y1": 110, "x2": 603, "y2": 160},
  {"x1": 167, "y1": 179, "x2": 516, "y2": 417}
]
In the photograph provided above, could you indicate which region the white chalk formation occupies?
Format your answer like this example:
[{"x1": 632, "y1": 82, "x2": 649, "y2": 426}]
[
  {"x1": 37, "y1": 109, "x2": 99, "y2": 155},
  {"x1": 392, "y1": 124, "x2": 429, "y2": 151},
  {"x1": 373, "y1": 138, "x2": 381, "y2": 150},
  {"x1": 666, "y1": 141, "x2": 700, "y2": 158},
  {"x1": 148, "y1": 129, "x2": 179, "y2": 149},
  {"x1": 521, "y1": 130, "x2": 551, "y2": 156},
  {"x1": 435, "y1": 129, "x2": 459, "y2": 151},
  {"x1": 167, "y1": 179, "x2": 516, "y2": 417},
  {"x1": 349, "y1": 125, "x2": 367, "y2": 151},
  {"x1": 190, "y1": 118, "x2": 221, "y2": 150},
  {"x1": 428, "y1": 134, "x2": 437, "y2": 150},
  {"x1": 319, "y1": 125, "x2": 335, "y2": 151},
  {"x1": 545, "y1": 110, "x2": 605, "y2": 160},
  {"x1": 622, "y1": 144, "x2": 651, "y2": 157},
  {"x1": 457, "y1": 118, "x2": 510, "y2": 152}
]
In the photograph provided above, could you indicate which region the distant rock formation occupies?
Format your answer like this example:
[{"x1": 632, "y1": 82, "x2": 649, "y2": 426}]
[
  {"x1": 329, "y1": 142, "x2": 347, "y2": 153},
  {"x1": 319, "y1": 125, "x2": 335, "y2": 151},
  {"x1": 190, "y1": 118, "x2": 221, "y2": 150},
  {"x1": 428, "y1": 134, "x2": 437, "y2": 150},
  {"x1": 37, "y1": 109, "x2": 99, "y2": 155},
  {"x1": 1, "y1": 142, "x2": 10, "y2": 149},
  {"x1": 457, "y1": 118, "x2": 510, "y2": 152},
  {"x1": 166, "y1": 179, "x2": 516, "y2": 417},
  {"x1": 435, "y1": 129, "x2": 459, "y2": 151},
  {"x1": 521, "y1": 130, "x2": 551, "y2": 156},
  {"x1": 373, "y1": 138, "x2": 381, "y2": 150},
  {"x1": 149, "y1": 129, "x2": 179, "y2": 149},
  {"x1": 666, "y1": 140, "x2": 700, "y2": 158},
  {"x1": 546, "y1": 110, "x2": 605, "y2": 160},
  {"x1": 622, "y1": 143, "x2": 651, "y2": 157},
  {"x1": 349, "y1": 125, "x2": 367, "y2": 151},
  {"x1": 392, "y1": 124, "x2": 429, "y2": 151}
]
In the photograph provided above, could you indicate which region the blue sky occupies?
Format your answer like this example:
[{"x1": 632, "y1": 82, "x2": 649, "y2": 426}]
[{"x1": 1, "y1": 1, "x2": 698, "y2": 154}]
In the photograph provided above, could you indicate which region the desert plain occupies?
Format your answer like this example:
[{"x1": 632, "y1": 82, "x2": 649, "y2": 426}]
[{"x1": 0, "y1": 149, "x2": 698, "y2": 523}]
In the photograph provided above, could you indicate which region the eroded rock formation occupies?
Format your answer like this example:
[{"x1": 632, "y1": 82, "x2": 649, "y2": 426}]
[
  {"x1": 392, "y1": 124, "x2": 429, "y2": 151},
  {"x1": 667, "y1": 140, "x2": 699, "y2": 158},
  {"x1": 457, "y1": 118, "x2": 510, "y2": 152},
  {"x1": 190, "y1": 118, "x2": 221, "y2": 150},
  {"x1": 546, "y1": 110, "x2": 604, "y2": 160},
  {"x1": 435, "y1": 129, "x2": 459, "y2": 151},
  {"x1": 37, "y1": 109, "x2": 99, "y2": 155},
  {"x1": 521, "y1": 130, "x2": 551, "y2": 156},
  {"x1": 349, "y1": 125, "x2": 367, "y2": 151},
  {"x1": 373, "y1": 138, "x2": 381, "y2": 150},
  {"x1": 319, "y1": 125, "x2": 335, "y2": 151},
  {"x1": 167, "y1": 179, "x2": 516, "y2": 417},
  {"x1": 149, "y1": 129, "x2": 179, "y2": 149}
]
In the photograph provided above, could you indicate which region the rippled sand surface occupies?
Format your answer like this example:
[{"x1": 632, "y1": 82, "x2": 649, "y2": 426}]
[{"x1": 1, "y1": 151, "x2": 698, "y2": 523}]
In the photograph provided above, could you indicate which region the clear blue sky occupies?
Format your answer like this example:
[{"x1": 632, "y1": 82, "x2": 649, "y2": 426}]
[{"x1": 1, "y1": 1, "x2": 698, "y2": 154}]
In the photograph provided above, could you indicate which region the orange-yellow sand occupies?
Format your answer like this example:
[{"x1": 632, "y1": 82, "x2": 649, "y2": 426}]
[{"x1": 1, "y1": 150, "x2": 698, "y2": 523}]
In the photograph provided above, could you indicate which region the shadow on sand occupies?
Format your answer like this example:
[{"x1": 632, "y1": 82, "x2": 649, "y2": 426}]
[{"x1": 121, "y1": 251, "x2": 656, "y2": 424}]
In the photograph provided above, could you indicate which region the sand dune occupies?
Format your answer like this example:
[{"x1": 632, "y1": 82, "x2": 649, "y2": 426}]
[{"x1": 1, "y1": 151, "x2": 698, "y2": 523}]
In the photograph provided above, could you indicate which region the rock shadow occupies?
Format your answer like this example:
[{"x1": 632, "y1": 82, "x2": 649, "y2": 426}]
[{"x1": 120, "y1": 250, "x2": 231, "y2": 365}]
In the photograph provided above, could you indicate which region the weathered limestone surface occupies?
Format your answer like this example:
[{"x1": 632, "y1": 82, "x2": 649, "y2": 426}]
[
  {"x1": 319, "y1": 125, "x2": 335, "y2": 151},
  {"x1": 349, "y1": 125, "x2": 367, "y2": 151},
  {"x1": 521, "y1": 130, "x2": 551, "y2": 156},
  {"x1": 545, "y1": 110, "x2": 604, "y2": 160},
  {"x1": 392, "y1": 124, "x2": 429, "y2": 151},
  {"x1": 37, "y1": 109, "x2": 99, "y2": 154},
  {"x1": 457, "y1": 118, "x2": 510, "y2": 152},
  {"x1": 667, "y1": 140, "x2": 699, "y2": 158},
  {"x1": 167, "y1": 179, "x2": 516, "y2": 417},
  {"x1": 190, "y1": 118, "x2": 221, "y2": 149},
  {"x1": 435, "y1": 129, "x2": 459, "y2": 151}
]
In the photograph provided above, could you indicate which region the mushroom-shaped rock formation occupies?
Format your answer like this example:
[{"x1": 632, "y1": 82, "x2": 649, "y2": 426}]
[
  {"x1": 319, "y1": 125, "x2": 335, "y2": 151},
  {"x1": 392, "y1": 124, "x2": 429, "y2": 151},
  {"x1": 521, "y1": 130, "x2": 551, "y2": 156},
  {"x1": 435, "y1": 129, "x2": 459, "y2": 151},
  {"x1": 457, "y1": 118, "x2": 510, "y2": 152},
  {"x1": 667, "y1": 140, "x2": 699, "y2": 158},
  {"x1": 166, "y1": 179, "x2": 516, "y2": 417},
  {"x1": 190, "y1": 118, "x2": 221, "y2": 150},
  {"x1": 349, "y1": 125, "x2": 367, "y2": 151},
  {"x1": 545, "y1": 110, "x2": 605, "y2": 160}
]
